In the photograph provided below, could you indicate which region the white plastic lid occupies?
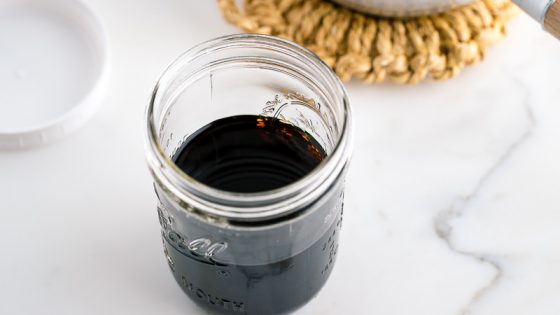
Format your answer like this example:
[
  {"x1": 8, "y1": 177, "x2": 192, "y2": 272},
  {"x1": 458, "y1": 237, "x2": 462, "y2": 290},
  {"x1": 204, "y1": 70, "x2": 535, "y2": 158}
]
[{"x1": 0, "y1": 0, "x2": 110, "y2": 149}]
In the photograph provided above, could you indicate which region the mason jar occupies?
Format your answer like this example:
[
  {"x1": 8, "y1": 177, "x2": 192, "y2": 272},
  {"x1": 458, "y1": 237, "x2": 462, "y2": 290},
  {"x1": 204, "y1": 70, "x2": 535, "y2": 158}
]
[{"x1": 145, "y1": 34, "x2": 352, "y2": 315}]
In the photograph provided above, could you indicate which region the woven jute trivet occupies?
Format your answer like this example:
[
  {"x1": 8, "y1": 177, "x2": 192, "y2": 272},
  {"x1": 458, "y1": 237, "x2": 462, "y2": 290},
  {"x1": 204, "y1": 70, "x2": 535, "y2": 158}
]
[{"x1": 218, "y1": 0, "x2": 518, "y2": 84}]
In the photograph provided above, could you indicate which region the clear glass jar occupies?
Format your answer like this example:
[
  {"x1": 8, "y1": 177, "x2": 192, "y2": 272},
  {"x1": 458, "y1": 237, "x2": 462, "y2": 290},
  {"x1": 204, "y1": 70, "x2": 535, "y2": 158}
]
[{"x1": 145, "y1": 34, "x2": 352, "y2": 315}]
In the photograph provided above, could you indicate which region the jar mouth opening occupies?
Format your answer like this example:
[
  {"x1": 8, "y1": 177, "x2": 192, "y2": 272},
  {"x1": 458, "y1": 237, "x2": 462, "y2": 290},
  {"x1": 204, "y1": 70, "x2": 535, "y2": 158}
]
[{"x1": 146, "y1": 34, "x2": 352, "y2": 221}]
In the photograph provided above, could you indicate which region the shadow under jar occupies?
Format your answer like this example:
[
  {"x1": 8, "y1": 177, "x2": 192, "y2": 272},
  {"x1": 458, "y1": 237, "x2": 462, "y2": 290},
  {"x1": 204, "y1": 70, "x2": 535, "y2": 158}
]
[{"x1": 145, "y1": 34, "x2": 352, "y2": 315}]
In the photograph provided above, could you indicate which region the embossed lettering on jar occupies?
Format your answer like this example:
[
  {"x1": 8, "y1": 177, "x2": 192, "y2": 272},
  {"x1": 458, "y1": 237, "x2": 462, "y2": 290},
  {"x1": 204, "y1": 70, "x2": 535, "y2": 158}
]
[{"x1": 145, "y1": 34, "x2": 352, "y2": 315}]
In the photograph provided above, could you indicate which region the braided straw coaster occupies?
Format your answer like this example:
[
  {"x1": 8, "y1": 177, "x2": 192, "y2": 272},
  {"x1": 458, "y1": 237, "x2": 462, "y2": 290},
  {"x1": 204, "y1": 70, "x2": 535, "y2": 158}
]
[{"x1": 218, "y1": 0, "x2": 518, "y2": 84}]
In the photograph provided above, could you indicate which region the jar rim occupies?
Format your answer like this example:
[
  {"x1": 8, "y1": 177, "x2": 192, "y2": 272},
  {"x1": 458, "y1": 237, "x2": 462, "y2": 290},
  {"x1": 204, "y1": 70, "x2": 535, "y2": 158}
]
[{"x1": 145, "y1": 34, "x2": 352, "y2": 222}]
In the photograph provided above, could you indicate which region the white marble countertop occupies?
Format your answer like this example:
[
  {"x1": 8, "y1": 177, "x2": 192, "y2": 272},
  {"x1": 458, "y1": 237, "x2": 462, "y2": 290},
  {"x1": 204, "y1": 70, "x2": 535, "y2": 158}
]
[{"x1": 1, "y1": 1, "x2": 560, "y2": 314}]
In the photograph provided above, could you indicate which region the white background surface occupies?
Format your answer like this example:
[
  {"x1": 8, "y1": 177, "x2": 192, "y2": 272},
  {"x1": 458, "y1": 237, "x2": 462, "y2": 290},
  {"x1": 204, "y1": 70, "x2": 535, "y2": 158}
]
[{"x1": 1, "y1": 1, "x2": 560, "y2": 314}]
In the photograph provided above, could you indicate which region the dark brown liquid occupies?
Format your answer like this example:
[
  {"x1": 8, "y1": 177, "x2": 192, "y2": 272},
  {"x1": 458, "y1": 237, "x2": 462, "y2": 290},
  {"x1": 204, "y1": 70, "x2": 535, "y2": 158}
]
[
  {"x1": 166, "y1": 115, "x2": 341, "y2": 314},
  {"x1": 162, "y1": 215, "x2": 341, "y2": 314},
  {"x1": 173, "y1": 115, "x2": 326, "y2": 193}
]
